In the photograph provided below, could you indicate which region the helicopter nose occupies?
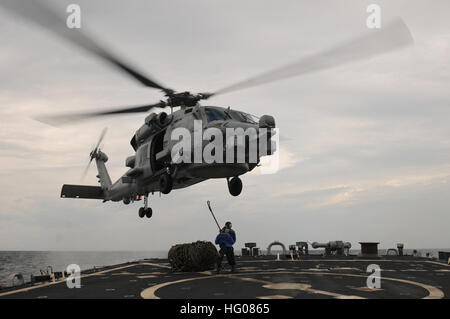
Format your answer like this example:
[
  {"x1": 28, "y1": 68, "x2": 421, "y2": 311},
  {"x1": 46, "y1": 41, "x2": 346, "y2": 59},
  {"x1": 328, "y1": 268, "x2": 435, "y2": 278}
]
[
  {"x1": 258, "y1": 115, "x2": 275, "y2": 128},
  {"x1": 258, "y1": 116, "x2": 276, "y2": 156}
]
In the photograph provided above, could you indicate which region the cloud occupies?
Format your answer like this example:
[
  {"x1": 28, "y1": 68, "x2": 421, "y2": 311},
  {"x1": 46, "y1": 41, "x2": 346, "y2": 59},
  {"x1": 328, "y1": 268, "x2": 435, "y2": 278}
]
[
  {"x1": 1, "y1": 0, "x2": 450, "y2": 250},
  {"x1": 272, "y1": 166, "x2": 450, "y2": 210}
]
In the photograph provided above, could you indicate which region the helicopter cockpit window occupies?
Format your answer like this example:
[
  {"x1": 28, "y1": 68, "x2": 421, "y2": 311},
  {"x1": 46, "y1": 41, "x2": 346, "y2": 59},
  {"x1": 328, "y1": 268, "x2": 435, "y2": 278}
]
[
  {"x1": 229, "y1": 110, "x2": 257, "y2": 124},
  {"x1": 205, "y1": 108, "x2": 230, "y2": 123}
]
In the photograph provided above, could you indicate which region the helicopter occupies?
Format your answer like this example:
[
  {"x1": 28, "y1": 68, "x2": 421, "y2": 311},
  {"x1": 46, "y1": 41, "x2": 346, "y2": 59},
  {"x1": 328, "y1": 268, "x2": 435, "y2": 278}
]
[{"x1": 1, "y1": 1, "x2": 413, "y2": 219}]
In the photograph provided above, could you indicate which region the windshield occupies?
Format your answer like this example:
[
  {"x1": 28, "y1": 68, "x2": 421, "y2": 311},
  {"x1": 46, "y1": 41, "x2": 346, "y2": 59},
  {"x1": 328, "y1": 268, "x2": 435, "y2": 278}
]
[
  {"x1": 228, "y1": 110, "x2": 258, "y2": 124},
  {"x1": 205, "y1": 108, "x2": 230, "y2": 123}
]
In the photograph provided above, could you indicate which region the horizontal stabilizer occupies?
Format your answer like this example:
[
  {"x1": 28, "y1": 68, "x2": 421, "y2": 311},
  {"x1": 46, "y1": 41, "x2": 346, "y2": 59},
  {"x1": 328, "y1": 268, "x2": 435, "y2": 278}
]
[{"x1": 61, "y1": 184, "x2": 104, "y2": 200}]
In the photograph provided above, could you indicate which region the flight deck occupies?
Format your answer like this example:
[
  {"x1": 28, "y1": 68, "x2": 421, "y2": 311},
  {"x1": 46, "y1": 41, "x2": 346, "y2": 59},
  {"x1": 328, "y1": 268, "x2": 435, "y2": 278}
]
[{"x1": 1, "y1": 256, "x2": 449, "y2": 299}]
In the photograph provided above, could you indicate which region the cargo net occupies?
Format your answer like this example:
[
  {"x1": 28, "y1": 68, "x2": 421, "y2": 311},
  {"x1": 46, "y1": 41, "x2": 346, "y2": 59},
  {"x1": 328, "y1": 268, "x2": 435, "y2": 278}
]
[{"x1": 168, "y1": 241, "x2": 219, "y2": 272}]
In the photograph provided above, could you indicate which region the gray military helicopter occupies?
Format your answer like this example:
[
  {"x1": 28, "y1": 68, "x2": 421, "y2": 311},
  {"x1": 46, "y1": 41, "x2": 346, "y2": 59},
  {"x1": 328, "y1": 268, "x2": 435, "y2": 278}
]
[{"x1": 1, "y1": 1, "x2": 413, "y2": 219}]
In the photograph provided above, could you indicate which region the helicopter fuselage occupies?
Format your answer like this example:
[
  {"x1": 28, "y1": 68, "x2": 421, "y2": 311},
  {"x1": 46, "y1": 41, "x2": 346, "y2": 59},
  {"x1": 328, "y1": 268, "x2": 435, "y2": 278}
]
[{"x1": 89, "y1": 105, "x2": 276, "y2": 204}]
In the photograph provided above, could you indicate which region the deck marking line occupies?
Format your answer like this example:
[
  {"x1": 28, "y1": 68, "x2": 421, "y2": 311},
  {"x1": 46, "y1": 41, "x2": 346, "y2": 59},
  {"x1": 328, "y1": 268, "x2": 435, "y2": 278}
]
[
  {"x1": 140, "y1": 262, "x2": 171, "y2": 269},
  {"x1": 0, "y1": 262, "x2": 149, "y2": 297},
  {"x1": 141, "y1": 270, "x2": 444, "y2": 299},
  {"x1": 257, "y1": 295, "x2": 293, "y2": 299}
]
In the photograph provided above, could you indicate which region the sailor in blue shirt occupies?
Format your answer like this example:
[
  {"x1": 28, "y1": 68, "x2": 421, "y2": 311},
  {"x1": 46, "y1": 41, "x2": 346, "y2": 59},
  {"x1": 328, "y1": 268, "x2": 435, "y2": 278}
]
[
  {"x1": 225, "y1": 221, "x2": 236, "y2": 242},
  {"x1": 215, "y1": 224, "x2": 236, "y2": 273}
]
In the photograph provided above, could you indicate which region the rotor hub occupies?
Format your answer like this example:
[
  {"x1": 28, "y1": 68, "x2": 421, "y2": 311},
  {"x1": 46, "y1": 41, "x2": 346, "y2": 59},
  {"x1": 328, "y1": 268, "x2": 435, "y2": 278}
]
[{"x1": 165, "y1": 91, "x2": 212, "y2": 108}]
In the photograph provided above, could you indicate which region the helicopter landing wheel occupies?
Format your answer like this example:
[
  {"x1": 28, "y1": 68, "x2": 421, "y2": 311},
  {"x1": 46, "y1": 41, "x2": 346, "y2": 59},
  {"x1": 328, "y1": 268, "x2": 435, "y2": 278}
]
[
  {"x1": 138, "y1": 207, "x2": 145, "y2": 218},
  {"x1": 159, "y1": 173, "x2": 173, "y2": 194},
  {"x1": 145, "y1": 207, "x2": 153, "y2": 218},
  {"x1": 228, "y1": 177, "x2": 243, "y2": 196}
]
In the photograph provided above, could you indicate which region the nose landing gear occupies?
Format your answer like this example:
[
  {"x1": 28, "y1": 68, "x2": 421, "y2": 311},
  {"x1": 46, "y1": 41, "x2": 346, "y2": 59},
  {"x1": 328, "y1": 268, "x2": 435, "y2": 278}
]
[
  {"x1": 227, "y1": 177, "x2": 243, "y2": 196},
  {"x1": 159, "y1": 173, "x2": 173, "y2": 194},
  {"x1": 138, "y1": 195, "x2": 153, "y2": 219}
]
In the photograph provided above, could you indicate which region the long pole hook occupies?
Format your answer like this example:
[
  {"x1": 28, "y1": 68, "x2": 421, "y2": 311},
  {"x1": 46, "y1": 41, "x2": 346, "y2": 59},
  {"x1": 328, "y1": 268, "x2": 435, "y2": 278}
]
[{"x1": 207, "y1": 200, "x2": 221, "y2": 232}]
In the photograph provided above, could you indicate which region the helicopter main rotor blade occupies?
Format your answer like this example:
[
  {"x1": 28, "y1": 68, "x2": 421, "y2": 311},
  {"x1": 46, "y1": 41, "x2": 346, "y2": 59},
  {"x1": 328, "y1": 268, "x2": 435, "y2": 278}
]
[
  {"x1": 0, "y1": 0, "x2": 171, "y2": 92},
  {"x1": 35, "y1": 101, "x2": 167, "y2": 125},
  {"x1": 211, "y1": 18, "x2": 413, "y2": 96}
]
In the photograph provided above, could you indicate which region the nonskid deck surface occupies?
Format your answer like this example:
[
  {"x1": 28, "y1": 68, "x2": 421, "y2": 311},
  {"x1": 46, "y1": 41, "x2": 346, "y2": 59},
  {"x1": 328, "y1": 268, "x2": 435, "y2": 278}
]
[{"x1": 1, "y1": 257, "x2": 449, "y2": 299}]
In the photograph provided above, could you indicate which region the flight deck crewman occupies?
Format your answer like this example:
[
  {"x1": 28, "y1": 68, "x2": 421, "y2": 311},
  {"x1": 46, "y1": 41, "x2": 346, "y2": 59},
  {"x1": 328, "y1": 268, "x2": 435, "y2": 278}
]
[
  {"x1": 224, "y1": 221, "x2": 236, "y2": 242},
  {"x1": 215, "y1": 225, "x2": 236, "y2": 273}
]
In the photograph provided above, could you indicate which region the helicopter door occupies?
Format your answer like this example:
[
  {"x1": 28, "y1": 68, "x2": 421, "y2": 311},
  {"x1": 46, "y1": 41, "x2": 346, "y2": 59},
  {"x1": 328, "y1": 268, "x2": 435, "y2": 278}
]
[{"x1": 150, "y1": 129, "x2": 167, "y2": 173}]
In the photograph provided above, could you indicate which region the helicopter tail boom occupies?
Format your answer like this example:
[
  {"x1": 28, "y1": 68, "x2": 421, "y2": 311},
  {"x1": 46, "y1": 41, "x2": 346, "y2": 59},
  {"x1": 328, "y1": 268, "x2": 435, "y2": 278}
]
[
  {"x1": 59, "y1": 152, "x2": 112, "y2": 200},
  {"x1": 94, "y1": 154, "x2": 112, "y2": 191}
]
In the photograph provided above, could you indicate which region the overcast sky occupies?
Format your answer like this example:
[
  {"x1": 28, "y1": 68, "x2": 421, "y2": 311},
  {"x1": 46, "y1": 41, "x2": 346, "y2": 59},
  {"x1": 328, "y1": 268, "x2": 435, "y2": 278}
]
[{"x1": 0, "y1": 0, "x2": 450, "y2": 251}]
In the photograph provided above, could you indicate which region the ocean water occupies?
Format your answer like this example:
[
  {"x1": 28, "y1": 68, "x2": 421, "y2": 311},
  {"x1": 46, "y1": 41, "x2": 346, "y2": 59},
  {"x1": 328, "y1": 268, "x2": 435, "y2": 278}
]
[{"x1": 0, "y1": 251, "x2": 166, "y2": 287}]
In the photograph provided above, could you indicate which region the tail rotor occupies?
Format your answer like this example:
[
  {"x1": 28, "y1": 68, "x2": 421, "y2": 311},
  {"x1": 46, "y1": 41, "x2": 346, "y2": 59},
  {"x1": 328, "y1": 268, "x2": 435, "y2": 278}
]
[{"x1": 82, "y1": 128, "x2": 108, "y2": 179}]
